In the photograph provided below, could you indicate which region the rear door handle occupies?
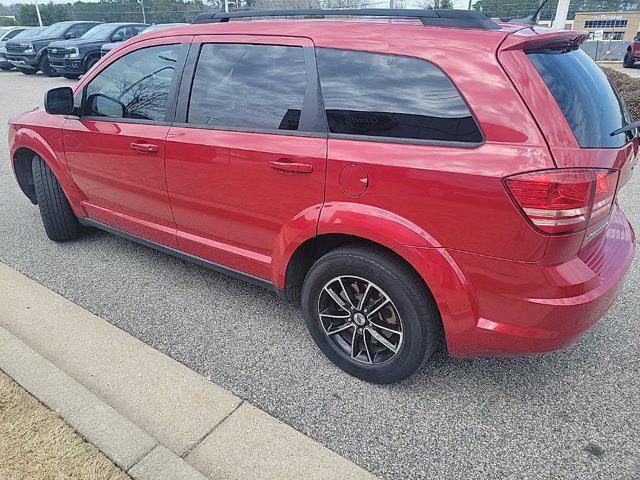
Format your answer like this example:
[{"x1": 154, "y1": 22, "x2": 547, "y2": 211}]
[
  {"x1": 130, "y1": 142, "x2": 159, "y2": 154},
  {"x1": 269, "y1": 160, "x2": 313, "y2": 174}
]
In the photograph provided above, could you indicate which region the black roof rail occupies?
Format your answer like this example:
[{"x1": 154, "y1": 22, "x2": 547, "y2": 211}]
[{"x1": 191, "y1": 8, "x2": 501, "y2": 30}]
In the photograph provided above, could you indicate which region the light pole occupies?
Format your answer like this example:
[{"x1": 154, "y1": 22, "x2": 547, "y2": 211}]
[
  {"x1": 33, "y1": 0, "x2": 43, "y2": 27},
  {"x1": 138, "y1": 0, "x2": 147, "y2": 23},
  {"x1": 552, "y1": 0, "x2": 570, "y2": 29}
]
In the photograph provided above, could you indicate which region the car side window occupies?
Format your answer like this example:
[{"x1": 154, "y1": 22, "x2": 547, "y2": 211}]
[
  {"x1": 4, "y1": 29, "x2": 25, "y2": 40},
  {"x1": 111, "y1": 26, "x2": 129, "y2": 41},
  {"x1": 82, "y1": 44, "x2": 184, "y2": 122},
  {"x1": 187, "y1": 43, "x2": 308, "y2": 131},
  {"x1": 67, "y1": 23, "x2": 93, "y2": 39},
  {"x1": 316, "y1": 48, "x2": 483, "y2": 144}
]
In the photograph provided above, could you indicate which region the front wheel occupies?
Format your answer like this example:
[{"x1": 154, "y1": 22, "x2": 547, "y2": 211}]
[
  {"x1": 624, "y1": 52, "x2": 635, "y2": 68},
  {"x1": 32, "y1": 155, "x2": 80, "y2": 242},
  {"x1": 84, "y1": 56, "x2": 99, "y2": 73},
  {"x1": 40, "y1": 55, "x2": 60, "y2": 77},
  {"x1": 301, "y1": 245, "x2": 439, "y2": 384},
  {"x1": 18, "y1": 67, "x2": 37, "y2": 75},
  {"x1": 62, "y1": 73, "x2": 79, "y2": 80}
]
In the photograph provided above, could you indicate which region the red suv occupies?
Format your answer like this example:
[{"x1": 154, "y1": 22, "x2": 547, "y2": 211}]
[
  {"x1": 624, "y1": 32, "x2": 640, "y2": 68},
  {"x1": 8, "y1": 10, "x2": 637, "y2": 383}
]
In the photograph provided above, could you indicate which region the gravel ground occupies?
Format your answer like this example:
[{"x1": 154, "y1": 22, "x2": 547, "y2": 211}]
[{"x1": 1, "y1": 70, "x2": 639, "y2": 480}]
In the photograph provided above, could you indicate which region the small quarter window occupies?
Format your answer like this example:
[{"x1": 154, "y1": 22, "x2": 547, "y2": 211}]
[
  {"x1": 83, "y1": 44, "x2": 183, "y2": 122},
  {"x1": 316, "y1": 48, "x2": 482, "y2": 143},
  {"x1": 187, "y1": 43, "x2": 308, "y2": 131}
]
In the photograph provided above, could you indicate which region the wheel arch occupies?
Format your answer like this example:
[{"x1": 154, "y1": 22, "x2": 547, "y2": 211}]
[
  {"x1": 11, "y1": 128, "x2": 86, "y2": 217},
  {"x1": 275, "y1": 203, "x2": 478, "y2": 353}
]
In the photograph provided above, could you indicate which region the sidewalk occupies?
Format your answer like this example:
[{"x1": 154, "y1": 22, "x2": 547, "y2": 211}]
[{"x1": 0, "y1": 262, "x2": 376, "y2": 480}]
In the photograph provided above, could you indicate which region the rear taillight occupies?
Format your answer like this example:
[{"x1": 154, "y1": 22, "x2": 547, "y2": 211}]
[{"x1": 505, "y1": 168, "x2": 619, "y2": 235}]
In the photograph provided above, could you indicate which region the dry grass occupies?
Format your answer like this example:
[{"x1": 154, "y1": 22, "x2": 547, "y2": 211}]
[
  {"x1": 0, "y1": 370, "x2": 130, "y2": 480},
  {"x1": 602, "y1": 67, "x2": 640, "y2": 119}
]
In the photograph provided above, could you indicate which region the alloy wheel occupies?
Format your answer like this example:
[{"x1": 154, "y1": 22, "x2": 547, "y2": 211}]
[{"x1": 317, "y1": 275, "x2": 404, "y2": 365}]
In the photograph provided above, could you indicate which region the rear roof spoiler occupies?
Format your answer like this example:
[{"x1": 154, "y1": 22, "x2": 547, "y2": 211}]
[{"x1": 500, "y1": 29, "x2": 589, "y2": 51}]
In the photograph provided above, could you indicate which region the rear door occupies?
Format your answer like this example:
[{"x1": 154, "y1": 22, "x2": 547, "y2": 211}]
[{"x1": 165, "y1": 35, "x2": 326, "y2": 279}]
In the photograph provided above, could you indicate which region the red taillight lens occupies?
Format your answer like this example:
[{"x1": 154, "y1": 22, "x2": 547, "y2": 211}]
[{"x1": 505, "y1": 169, "x2": 619, "y2": 235}]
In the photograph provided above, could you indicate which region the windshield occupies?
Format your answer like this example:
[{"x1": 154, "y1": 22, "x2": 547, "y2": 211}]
[
  {"x1": 39, "y1": 23, "x2": 70, "y2": 38},
  {"x1": 13, "y1": 27, "x2": 42, "y2": 39},
  {"x1": 81, "y1": 23, "x2": 115, "y2": 41},
  {"x1": 527, "y1": 48, "x2": 633, "y2": 148},
  {"x1": 0, "y1": 27, "x2": 12, "y2": 39}
]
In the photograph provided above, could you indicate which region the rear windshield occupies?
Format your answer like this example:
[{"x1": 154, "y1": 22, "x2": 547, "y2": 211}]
[{"x1": 527, "y1": 48, "x2": 633, "y2": 148}]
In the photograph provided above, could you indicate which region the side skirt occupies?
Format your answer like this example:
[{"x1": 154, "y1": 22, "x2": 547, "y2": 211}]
[{"x1": 78, "y1": 217, "x2": 285, "y2": 297}]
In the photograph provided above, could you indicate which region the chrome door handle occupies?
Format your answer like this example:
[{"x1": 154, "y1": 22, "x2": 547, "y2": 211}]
[
  {"x1": 130, "y1": 142, "x2": 159, "y2": 154},
  {"x1": 269, "y1": 160, "x2": 313, "y2": 174}
]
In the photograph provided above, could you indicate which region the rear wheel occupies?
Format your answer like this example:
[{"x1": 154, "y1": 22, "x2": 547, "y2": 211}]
[
  {"x1": 18, "y1": 67, "x2": 37, "y2": 75},
  {"x1": 40, "y1": 55, "x2": 60, "y2": 77},
  {"x1": 624, "y1": 52, "x2": 635, "y2": 68},
  {"x1": 31, "y1": 155, "x2": 80, "y2": 242},
  {"x1": 301, "y1": 245, "x2": 438, "y2": 384}
]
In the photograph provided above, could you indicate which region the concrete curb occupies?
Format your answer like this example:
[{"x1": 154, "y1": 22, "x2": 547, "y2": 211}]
[
  {"x1": 0, "y1": 327, "x2": 206, "y2": 479},
  {"x1": 0, "y1": 262, "x2": 376, "y2": 480}
]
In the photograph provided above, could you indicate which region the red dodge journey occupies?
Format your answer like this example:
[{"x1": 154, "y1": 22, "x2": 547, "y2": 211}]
[{"x1": 8, "y1": 9, "x2": 637, "y2": 383}]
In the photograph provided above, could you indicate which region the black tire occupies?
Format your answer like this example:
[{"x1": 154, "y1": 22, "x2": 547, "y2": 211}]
[
  {"x1": 18, "y1": 67, "x2": 37, "y2": 75},
  {"x1": 301, "y1": 245, "x2": 439, "y2": 384},
  {"x1": 0, "y1": 64, "x2": 12, "y2": 71},
  {"x1": 62, "y1": 73, "x2": 80, "y2": 80},
  {"x1": 40, "y1": 55, "x2": 60, "y2": 77},
  {"x1": 84, "y1": 56, "x2": 99, "y2": 73},
  {"x1": 31, "y1": 155, "x2": 80, "y2": 242},
  {"x1": 623, "y1": 52, "x2": 635, "y2": 68}
]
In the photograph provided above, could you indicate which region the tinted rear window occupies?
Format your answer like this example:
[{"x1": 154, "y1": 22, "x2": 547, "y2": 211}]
[
  {"x1": 316, "y1": 48, "x2": 482, "y2": 144},
  {"x1": 527, "y1": 48, "x2": 633, "y2": 148}
]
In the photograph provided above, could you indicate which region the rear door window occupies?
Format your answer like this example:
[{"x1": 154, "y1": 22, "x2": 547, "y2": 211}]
[
  {"x1": 187, "y1": 43, "x2": 308, "y2": 131},
  {"x1": 315, "y1": 48, "x2": 482, "y2": 144},
  {"x1": 527, "y1": 48, "x2": 633, "y2": 148}
]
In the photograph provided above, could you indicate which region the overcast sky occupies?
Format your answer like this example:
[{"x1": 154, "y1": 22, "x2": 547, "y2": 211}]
[{"x1": 0, "y1": 0, "x2": 471, "y2": 9}]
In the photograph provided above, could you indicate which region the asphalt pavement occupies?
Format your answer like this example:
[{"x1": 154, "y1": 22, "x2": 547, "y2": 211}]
[{"x1": 1, "y1": 70, "x2": 638, "y2": 480}]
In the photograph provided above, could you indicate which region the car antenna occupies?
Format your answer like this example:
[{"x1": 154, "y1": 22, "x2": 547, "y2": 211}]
[{"x1": 507, "y1": 0, "x2": 550, "y2": 25}]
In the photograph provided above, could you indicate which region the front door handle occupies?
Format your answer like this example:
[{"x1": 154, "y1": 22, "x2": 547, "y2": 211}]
[
  {"x1": 269, "y1": 160, "x2": 313, "y2": 174},
  {"x1": 130, "y1": 142, "x2": 159, "y2": 154}
]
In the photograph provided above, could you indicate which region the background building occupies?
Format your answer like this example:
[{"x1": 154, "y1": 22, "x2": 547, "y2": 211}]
[{"x1": 573, "y1": 11, "x2": 640, "y2": 41}]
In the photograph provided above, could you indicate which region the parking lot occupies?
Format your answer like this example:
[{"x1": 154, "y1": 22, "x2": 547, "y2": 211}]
[{"x1": 1, "y1": 70, "x2": 639, "y2": 479}]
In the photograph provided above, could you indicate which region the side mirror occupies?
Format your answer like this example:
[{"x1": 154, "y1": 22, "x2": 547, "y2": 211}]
[
  {"x1": 44, "y1": 87, "x2": 74, "y2": 115},
  {"x1": 65, "y1": 32, "x2": 77, "y2": 39},
  {"x1": 111, "y1": 33, "x2": 124, "y2": 42}
]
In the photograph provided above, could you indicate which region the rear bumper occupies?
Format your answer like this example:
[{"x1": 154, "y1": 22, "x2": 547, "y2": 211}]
[{"x1": 402, "y1": 205, "x2": 635, "y2": 357}]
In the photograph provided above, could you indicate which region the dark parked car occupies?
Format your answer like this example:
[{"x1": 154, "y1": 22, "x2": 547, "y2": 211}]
[
  {"x1": 0, "y1": 26, "x2": 32, "y2": 70},
  {"x1": 8, "y1": 9, "x2": 638, "y2": 384},
  {"x1": 6, "y1": 21, "x2": 101, "y2": 76},
  {"x1": 100, "y1": 23, "x2": 186, "y2": 56},
  {"x1": 49, "y1": 22, "x2": 148, "y2": 79}
]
